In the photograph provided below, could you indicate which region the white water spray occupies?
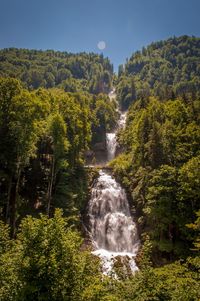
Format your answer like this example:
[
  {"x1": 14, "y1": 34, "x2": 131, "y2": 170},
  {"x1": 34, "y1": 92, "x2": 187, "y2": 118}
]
[
  {"x1": 88, "y1": 171, "x2": 139, "y2": 275},
  {"x1": 106, "y1": 110, "x2": 127, "y2": 162}
]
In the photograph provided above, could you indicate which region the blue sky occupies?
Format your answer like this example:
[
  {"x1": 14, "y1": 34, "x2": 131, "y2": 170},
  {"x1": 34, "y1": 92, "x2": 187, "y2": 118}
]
[{"x1": 0, "y1": 0, "x2": 200, "y2": 71}]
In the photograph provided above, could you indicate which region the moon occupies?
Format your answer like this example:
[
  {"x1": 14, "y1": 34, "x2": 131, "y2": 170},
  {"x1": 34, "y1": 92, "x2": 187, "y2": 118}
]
[{"x1": 97, "y1": 41, "x2": 106, "y2": 50}]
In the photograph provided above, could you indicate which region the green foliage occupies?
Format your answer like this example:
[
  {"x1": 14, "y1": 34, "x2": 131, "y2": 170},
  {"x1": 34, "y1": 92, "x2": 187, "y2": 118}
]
[
  {"x1": 178, "y1": 155, "x2": 200, "y2": 207},
  {"x1": 0, "y1": 77, "x2": 118, "y2": 228},
  {"x1": 0, "y1": 211, "x2": 119, "y2": 301},
  {"x1": 113, "y1": 37, "x2": 200, "y2": 266},
  {"x1": 115, "y1": 259, "x2": 200, "y2": 301},
  {"x1": 120, "y1": 36, "x2": 200, "y2": 104},
  {"x1": 0, "y1": 48, "x2": 113, "y2": 93},
  {"x1": 0, "y1": 220, "x2": 11, "y2": 254},
  {"x1": 145, "y1": 165, "x2": 182, "y2": 255},
  {"x1": 116, "y1": 76, "x2": 136, "y2": 110},
  {"x1": 187, "y1": 210, "x2": 200, "y2": 251},
  {"x1": 17, "y1": 209, "x2": 87, "y2": 300},
  {"x1": 92, "y1": 93, "x2": 118, "y2": 144},
  {"x1": 112, "y1": 95, "x2": 200, "y2": 260},
  {"x1": 0, "y1": 221, "x2": 22, "y2": 301},
  {"x1": 1, "y1": 211, "x2": 198, "y2": 300},
  {"x1": 48, "y1": 113, "x2": 69, "y2": 158}
]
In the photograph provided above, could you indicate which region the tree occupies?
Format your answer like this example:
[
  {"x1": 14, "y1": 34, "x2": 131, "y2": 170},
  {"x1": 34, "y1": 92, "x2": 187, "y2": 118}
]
[
  {"x1": 187, "y1": 210, "x2": 200, "y2": 251},
  {"x1": 0, "y1": 78, "x2": 47, "y2": 235},
  {"x1": 0, "y1": 210, "x2": 110, "y2": 301},
  {"x1": 146, "y1": 165, "x2": 178, "y2": 256},
  {"x1": 46, "y1": 113, "x2": 69, "y2": 216}
]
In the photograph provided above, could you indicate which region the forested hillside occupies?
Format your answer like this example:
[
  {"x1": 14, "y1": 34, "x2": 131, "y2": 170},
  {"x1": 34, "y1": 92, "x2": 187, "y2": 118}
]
[
  {"x1": 111, "y1": 97, "x2": 200, "y2": 261},
  {"x1": 117, "y1": 36, "x2": 200, "y2": 109},
  {"x1": 0, "y1": 36, "x2": 200, "y2": 300},
  {"x1": 0, "y1": 48, "x2": 113, "y2": 93},
  {"x1": 111, "y1": 35, "x2": 200, "y2": 277},
  {"x1": 0, "y1": 77, "x2": 117, "y2": 236}
]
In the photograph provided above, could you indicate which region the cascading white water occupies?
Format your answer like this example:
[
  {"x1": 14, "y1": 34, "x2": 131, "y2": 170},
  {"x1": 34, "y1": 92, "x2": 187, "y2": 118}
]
[
  {"x1": 88, "y1": 170, "x2": 139, "y2": 275},
  {"x1": 88, "y1": 93, "x2": 139, "y2": 276},
  {"x1": 106, "y1": 111, "x2": 127, "y2": 162},
  {"x1": 106, "y1": 133, "x2": 116, "y2": 161},
  {"x1": 118, "y1": 111, "x2": 127, "y2": 129}
]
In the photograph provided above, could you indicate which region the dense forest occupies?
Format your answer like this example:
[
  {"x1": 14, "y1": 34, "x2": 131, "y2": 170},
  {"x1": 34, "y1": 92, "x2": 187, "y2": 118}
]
[
  {"x1": 117, "y1": 35, "x2": 200, "y2": 109},
  {"x1": 0, "y1": 77, "x2": 117, "y2": 232},
  {"x1": 0, "y1": 48, "x2": 113, "y2": 93},
  {"x1": 0, "y1": 36, "x2": 200, "y2": 300}
]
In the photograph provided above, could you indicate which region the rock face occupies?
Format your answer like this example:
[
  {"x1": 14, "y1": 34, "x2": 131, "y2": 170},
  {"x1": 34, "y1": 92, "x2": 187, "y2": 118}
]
[
  {"x1": 93, "y1": 141, "x2": 106, "y2": 151},
  {"x1": 85, "y1": 140, "x2": 107, "y2": 166}
]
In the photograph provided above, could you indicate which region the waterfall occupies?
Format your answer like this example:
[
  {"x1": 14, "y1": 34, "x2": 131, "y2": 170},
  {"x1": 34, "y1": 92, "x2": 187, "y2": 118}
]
[
  {"x1": 118, "y1": 111, "x2": 127, "y2": 129},
  {"x1": 106, "y1": 111, "x2": 127, "y2": 161},
  {"x1": 88, "y1": 170, "x2": 139, "y2": 275},
  {"x1": 106, "y1": 133, "x2": 116, "y2": 161},
  {"x1": 88, "y1": 102, "x2": 139, "y2": 275}
]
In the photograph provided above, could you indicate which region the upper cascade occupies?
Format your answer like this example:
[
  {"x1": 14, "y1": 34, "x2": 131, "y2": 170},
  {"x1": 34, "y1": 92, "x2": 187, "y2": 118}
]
[
  {"x1": 106, "y1": 89, "x2": 127, "y2": 163},
  {"x1": 106, "y1": 111, "x2": 127, "y2": 162}
]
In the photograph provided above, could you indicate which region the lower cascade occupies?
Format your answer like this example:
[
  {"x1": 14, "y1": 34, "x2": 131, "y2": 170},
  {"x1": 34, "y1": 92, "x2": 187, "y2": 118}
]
[{"x1": 88, "y1": 170, "x2": 139, "y2": 275}]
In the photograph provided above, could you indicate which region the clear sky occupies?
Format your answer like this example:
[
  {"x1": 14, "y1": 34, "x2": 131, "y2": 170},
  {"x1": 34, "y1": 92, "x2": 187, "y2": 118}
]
[{"x1": 0, "y1": 0, "x2": 200, "y2": 71}]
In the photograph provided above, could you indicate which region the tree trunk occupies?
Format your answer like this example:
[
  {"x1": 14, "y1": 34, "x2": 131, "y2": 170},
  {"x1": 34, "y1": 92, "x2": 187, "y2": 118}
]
[
  {"x1": 47, "y1": 155, "x2": 55, "y2": 217},
  {"x1": 9, "y1": 167, "x2": 21, "y2": 237},
  {"x1": 6, "y1": 176, "x2": 12, "y2": 224}
]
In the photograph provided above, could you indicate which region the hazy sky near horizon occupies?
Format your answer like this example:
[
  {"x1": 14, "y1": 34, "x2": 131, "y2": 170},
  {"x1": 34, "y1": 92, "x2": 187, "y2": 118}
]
[{"x1": 0, "y1": 0, "x2": 200, "y2": 71}]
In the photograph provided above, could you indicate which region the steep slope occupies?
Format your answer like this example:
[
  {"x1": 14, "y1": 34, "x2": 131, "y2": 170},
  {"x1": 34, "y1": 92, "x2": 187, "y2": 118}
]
[
  {"x1": 117, "y1": 35, "x2": 200, "y2": 109},
  {"x1": 112, "y1": 36, "x2": 200, "y2": 264},
  {"x1": 0, "y1": 48, "x2": 113, "y2": 93}
]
